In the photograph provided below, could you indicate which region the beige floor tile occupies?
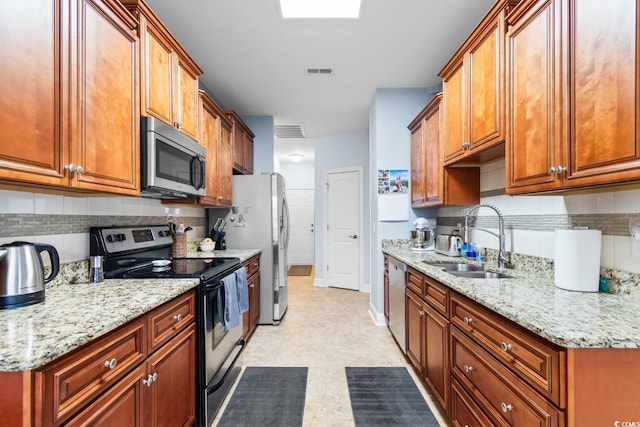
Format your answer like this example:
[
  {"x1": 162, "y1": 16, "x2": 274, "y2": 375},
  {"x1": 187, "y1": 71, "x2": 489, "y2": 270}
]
[{"x1": 212, "y1": 267, "x2": 448, "y2": 426}]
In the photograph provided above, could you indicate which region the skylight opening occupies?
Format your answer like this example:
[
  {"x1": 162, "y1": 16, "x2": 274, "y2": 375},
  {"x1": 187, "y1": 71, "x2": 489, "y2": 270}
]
[{"x1": 279, "y1": 0, "x2": 362, "y2": 19}]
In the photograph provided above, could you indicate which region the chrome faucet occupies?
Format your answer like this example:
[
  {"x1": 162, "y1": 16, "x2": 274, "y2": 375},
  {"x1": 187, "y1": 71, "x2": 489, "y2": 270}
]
[{"x1": 464, "y1": 203, "x2": 509, "y2": 268}]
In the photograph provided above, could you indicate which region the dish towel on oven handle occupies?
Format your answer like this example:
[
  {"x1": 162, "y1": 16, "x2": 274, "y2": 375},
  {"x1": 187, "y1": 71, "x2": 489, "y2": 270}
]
[
  {"x1": 235, "y1": 266, "x2": 249, "y2": 314},
  {"x1": 222, "y1": 273, "x2": 240, "y2": 332}
]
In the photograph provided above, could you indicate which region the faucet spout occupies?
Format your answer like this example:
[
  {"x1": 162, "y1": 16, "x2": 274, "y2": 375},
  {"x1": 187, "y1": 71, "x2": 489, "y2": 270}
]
[{"x1": 464, "y1": 203, "x2": 509, "y2": 268}]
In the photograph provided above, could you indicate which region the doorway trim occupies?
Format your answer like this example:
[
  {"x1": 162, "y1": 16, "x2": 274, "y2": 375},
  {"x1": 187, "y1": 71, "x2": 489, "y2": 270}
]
[{"x1": 320, "y1": 166, "x2": 364, "y2": 291}]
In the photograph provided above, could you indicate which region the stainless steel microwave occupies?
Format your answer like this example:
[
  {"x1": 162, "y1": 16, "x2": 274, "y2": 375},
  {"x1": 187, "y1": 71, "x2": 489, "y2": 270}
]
[{"x1": 140, "y1": 116, "x2": 206, "y2": 198}]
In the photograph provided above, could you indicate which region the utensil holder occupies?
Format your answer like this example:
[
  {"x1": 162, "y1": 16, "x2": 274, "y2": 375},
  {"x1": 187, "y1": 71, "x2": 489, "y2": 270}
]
[{"x1": 172, "y1": 233, "x2": 187, "y2": 258}]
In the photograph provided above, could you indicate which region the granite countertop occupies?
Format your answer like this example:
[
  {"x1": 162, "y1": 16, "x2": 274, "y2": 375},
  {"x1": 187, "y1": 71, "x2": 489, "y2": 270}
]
[
  {"x1": 383, "y1": 246, "x2": 640, "y2": 349},
  {"x1": 187, "y1": 248, "x2": 261, "y2": 263},
  {"x1": 0, "y1": 278, "x2": 200, "y2": 372}
]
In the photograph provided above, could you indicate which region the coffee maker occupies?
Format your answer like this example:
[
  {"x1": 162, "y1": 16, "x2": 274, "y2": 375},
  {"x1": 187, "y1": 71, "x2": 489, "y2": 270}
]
[{"x1": 411, "y1": 217, "x2": 436, "y2": 251}]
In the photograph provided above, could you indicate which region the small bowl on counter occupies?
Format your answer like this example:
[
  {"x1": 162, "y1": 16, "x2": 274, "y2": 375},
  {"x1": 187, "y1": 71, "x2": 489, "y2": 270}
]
[{"x1": 200, "y1": 240, "x2": 215, "y2": 252}]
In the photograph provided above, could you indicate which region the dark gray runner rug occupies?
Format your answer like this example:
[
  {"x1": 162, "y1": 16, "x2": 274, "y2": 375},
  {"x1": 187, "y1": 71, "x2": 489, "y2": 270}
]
[
  {"x1": 346, "y1": 367, "x2": 440, "y2": 426},
  {"x1": 217, "y1": 366, "x2": 308, "y2": 427}
]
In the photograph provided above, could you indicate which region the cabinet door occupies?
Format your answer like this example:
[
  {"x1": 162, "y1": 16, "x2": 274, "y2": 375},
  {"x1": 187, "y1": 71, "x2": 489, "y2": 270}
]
[
  {"x1": 71, "y1": 0, "x2": 139, "y2": 195},
  {"x1": 65, "y1": 365, "x2": 146, "y2": 427},
  {"x1": 245, "y1": 134, "x2": 254, "y2": 174},
  {"x1": 405, "y1": 289, "x2": 424, "y2": 373},
  {"x1": 249, "y1": 273, "x2": 261, "y2": 331},
  {"x1": 141, "y1": 20, "x2": 173, "y2": 127},
  {"x1": 565, "y1": 0, "x2": 640, "y2": 187},
  {"x1": 443, "y1": 62, "x2": 466, "y2": 163},
  {"x1": 467, "y1": 18, "x2": 503, "y2": 150},
  {"x1": 423, "y1": 303, "x2": 449, "y2": 413},
  {"x1": 200, "y1": 95, "x2": 220, "y2": 200},
  {"x1": 218, "y1": 119, "x2": 234, "y2": 205},
  {"x1": 409, "y1": 122, "x2": 425, "y2": 206},
  {"x1": 146, "y1": 323, "x2": 196, "y2": 427},
  {"x1": 423, "y1": 106, "x2": 443, "y2": 205},
  {"x1": 0, "y1": 0, "x2": 68, "y2": 187},
  {"x1": 233, "y1": 125, "x2": 246, "y2": 171},
  {"x1": 175, "y1": 59, "x2": 199, "y2": 140},
  {"x1": 506, "y1": 0, "x2": 563, "y2": 194}
]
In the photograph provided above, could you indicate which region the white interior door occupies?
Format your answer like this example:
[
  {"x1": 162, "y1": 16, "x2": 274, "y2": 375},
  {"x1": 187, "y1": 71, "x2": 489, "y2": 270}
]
[
  {"x1": 286, "y1": 189, "x2": 315, "y2": 265},
  {"x1": 326, "y1": 168, "x2": 361, "y2": 290}
]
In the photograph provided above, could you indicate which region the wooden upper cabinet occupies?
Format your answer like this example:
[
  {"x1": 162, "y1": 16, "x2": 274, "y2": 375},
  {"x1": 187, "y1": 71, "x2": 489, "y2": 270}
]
[
  {"x1": 506, "y1": 0, "x2": 640, "y2": 194},
  {"x1": 0, "y1": 0, "x2": 67, "y2": 187},
  {"x1": 122, "y1": 0, "x2": 202, "y2": 141},
  {"x1": 0, "y1": 0, "x2": 139, "y2": 195},
  {"x1": 70, "y1": 0, "x2": 140, "y2": 195},
  {"x1": 440, "y1": 0, "x2": 519, "y2": 166},
  {"x1": 225, "y1": 110, "x2": 255, "y2": 175},
  {"x1": 408, "y1": 94, "x2": 479, "y2": 207}
]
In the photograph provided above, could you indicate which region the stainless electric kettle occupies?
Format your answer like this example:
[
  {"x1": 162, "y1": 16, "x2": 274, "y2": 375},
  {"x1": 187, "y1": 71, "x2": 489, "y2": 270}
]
[{"x1": 0, "y1": 241, "x2": 60, "y2": 309}]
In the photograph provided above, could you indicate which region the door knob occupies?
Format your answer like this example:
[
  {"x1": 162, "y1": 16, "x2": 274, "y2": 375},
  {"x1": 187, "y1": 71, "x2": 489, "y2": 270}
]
[{"x1": 348, "y1": 234, "x2": 358, "y2": 239}]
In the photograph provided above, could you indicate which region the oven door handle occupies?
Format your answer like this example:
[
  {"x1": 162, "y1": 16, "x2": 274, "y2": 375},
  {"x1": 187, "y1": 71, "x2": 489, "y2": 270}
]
[{"x1": 204, "y1": 280, "x2": 224, "y2": 292}]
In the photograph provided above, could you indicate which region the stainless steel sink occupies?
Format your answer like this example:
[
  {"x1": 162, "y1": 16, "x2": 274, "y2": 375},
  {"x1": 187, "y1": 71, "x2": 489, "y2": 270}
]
[
  {"x1": 424, "y1": 262, "x2": 484, "y2": 272},
  {"x1": 448, "y1": 271, "x2": 512, "y2": 279},
  {"x1": 424, "y1": 262, "x2": 512, "y2": 279}
]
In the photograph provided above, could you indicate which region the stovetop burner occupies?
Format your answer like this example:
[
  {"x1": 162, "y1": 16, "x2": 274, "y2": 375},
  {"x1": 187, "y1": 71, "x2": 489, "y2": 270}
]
[{"x1": 90, "y1": 225, "x2": 241, "y2": 283}]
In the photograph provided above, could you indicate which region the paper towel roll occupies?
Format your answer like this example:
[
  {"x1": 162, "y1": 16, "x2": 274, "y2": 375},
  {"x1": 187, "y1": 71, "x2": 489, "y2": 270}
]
[{"x1": 554, "y1": 229, "x2": 601, "y2": 292}]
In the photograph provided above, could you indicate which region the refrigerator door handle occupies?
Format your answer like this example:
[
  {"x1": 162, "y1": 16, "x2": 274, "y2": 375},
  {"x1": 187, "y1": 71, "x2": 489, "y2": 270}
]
[{"x1": 283, "y1": 193, "x2": 291, "y2": 251}]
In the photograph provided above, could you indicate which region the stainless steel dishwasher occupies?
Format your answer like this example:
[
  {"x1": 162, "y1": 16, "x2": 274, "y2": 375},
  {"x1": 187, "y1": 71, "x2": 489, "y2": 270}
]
[{"x1": 388, "y1": 256, "x2": 407, "y2": 353}]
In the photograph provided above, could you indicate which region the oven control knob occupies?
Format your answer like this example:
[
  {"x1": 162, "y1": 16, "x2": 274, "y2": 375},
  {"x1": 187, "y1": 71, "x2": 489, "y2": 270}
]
[
  {"x1": 158, "y1": 230, "x2": 170, "y2": 237},
  {"x1": 107, "y1": 234, "x2": 118, "y2": 243},
  {"x1": 117, "y1": 233, "x2": 126, "y2": 241}
]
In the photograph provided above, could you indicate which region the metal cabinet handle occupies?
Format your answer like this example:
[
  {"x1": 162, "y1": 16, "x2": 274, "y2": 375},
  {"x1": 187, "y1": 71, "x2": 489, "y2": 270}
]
[
  {"x1": 104, "y1": 358, "x2": 117, "y2": 370},
  {"x1": 463, "y1": 364, "x2": 474, "y2": 373},
  {"x1": 152, "y1": 372, "x2": 158, "y2": 382},
  {"x1": 549, "y1": 166, "x2": 556, "y2": 175},
  {"x1": 500, "y1": 342, "x2": 513, "y2": 352},
  {"x1": 556, "y1": 165, "x2": 566, "y2": 174},
  {"x1": 463, "y1": 316, "x2": 473, "y2": 325},
  {"x1": 418, "y1": 310, "x2": 425, "y2": 317},
  {"x1": 173, "y1": 314, "x2": 182, "y2": 322},
  {"x1": 249, "y1": 284, "x2": 255, "y2": 288},
  {"x1": 143, "y1": 374, "x2": 154, "y2": 386},
  {"x1": 76, "y1": 165, "x2": 83, "y2": 174},
  {"x1": 64, "y1": 164, "x2": 76, "y2": 172},
  {"x1": 501, "y1": 402, "x2": 513, "y2": 413}
]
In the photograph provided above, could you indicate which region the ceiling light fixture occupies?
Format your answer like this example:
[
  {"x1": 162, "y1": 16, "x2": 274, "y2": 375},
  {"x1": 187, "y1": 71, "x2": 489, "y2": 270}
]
[
  {"x1": 289, "y1": 153, "x2": 304, "y2": 162},
  {"x1": 279, "y1": 0, "x2": 361, "y2": 18}
]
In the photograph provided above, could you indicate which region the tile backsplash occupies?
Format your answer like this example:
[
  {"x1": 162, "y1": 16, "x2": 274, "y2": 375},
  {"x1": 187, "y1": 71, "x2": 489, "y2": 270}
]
[
  {"x1": 0, "y1": 189, "x2": 206, "y2": 265},
  {"x1": 437, "y1": 159, "x2": 640, "y2": 275}
]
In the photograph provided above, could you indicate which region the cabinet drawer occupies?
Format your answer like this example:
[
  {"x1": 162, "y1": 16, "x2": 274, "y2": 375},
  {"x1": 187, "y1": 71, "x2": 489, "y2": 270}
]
[
  {"x1": 245, "y1": 255, "x2": 260, "y2": 277},
  {"x1": 37, "y1": 318, "x2": 146, "y2": 426},
  {"x1": 451, "y1": 376, "x2": 494, "y2": 427},
  {"x1": 450, "y1": 293, "x2": 564, "y2": 406},
  {"x1": 148, "y1": 291, "x2": 195, "y2": 353},
  {"x1": 451, "y1": 327, "x2": 563, "y2": 427},
  {"x1": 406, "y1": 267, "x2": 424, "y2": 295},
  {"x1": 424, "y1": 275, "x2": 449, "y2": 317}
]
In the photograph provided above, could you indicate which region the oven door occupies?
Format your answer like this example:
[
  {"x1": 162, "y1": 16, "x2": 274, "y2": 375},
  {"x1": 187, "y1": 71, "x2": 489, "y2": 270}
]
[
  {"x1": 141, "y1": 116, "x2": 206, "y2": 198},
  {"x1": 202, "y1": 279, "x2": 244, "y2": 383}
]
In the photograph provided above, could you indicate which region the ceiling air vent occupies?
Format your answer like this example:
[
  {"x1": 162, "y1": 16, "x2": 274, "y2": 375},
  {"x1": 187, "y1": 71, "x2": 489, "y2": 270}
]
[
  {"x1": 305, "y1": 67, "x2": 334, "y2": 75},
  {"x1": 274, "y1": 124, "x2": 306, "y2": 139}
]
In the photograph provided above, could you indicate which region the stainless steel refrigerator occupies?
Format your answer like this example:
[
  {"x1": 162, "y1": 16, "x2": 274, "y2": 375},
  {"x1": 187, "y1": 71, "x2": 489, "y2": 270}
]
[{"x1": 213, "y1": 173, "x2": 290, "y2": 325}]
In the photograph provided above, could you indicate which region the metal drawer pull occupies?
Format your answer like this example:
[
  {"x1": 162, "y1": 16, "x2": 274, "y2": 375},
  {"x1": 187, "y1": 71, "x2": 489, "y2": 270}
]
[
  {"x1": 142, "y1": 373, "x2": 158, "y2": 387},
  {"x1": 463, "y1": 364, "x2": 474, "y2": 373},
  {"x1": 500, "y1": 342, "x2": 513, "y2": 352},
  {"x1": 104, "y1": 358, "x2": 117, "y2": 370},
  {"x1": 501, "y1": 402, "x2": 513, "y2": 412},
  {"x1": 419, "y1": 310, "x2": 425, "y2": 317},
  {"x1": 173, "y1": 314, "x2": 182, "y2": 321},
  {"x1": 151, "y1": 372, "x2": 158, "y2": 382},
  {"x1": 463, "y1": 316, "x2": 473, "y2": 325}
]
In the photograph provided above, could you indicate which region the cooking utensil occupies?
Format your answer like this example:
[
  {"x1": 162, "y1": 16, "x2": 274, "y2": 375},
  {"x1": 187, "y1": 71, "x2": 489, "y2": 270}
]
[{"x1": 0, "y1": 241, "x2": 60, "y2": 309}]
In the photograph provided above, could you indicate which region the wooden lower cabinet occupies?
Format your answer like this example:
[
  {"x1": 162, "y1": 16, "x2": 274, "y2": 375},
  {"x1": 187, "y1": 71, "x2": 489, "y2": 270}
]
[
  {"x1": 1, "y1": 291, "x2": 197, "y2": 426},
  {"x1": 405, "y1": 288, "x2": 424, "y2": 372},
  {"x1": 242, "y1": 255, "x2": 261, "y2": 340},
  {"x1": 450, "y1": 377, "x2": 494, "y2": 427}
]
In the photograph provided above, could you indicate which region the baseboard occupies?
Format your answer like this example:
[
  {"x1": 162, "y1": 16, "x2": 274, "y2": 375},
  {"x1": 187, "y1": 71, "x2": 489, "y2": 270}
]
[{"x1": 368, "y1": 303, "x2": 387, "y2": 326}]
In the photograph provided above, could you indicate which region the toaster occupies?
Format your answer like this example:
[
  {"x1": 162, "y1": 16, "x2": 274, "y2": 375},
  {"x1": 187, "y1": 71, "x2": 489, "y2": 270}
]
[{"x1": 435, "y1": 234, "x2": 463, "y2": 257}]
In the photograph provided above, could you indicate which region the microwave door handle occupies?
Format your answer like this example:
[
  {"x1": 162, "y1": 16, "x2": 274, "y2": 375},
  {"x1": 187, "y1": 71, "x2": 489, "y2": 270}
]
[
  {"x1": 190, "y1": 156, "x2": 205, "y2": 190},
  {"x1": 196, "y1": 156, "x2": 205, "y2": 190}
]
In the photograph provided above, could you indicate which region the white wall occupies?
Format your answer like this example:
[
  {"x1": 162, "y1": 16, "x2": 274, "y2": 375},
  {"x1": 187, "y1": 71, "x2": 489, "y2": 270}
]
[
  {"x1": 369, "y1": 87, "x2": 440, "y2": 319},
  {"x1": 313, "y1": 129, "x2": 370, "y2": 286}
]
